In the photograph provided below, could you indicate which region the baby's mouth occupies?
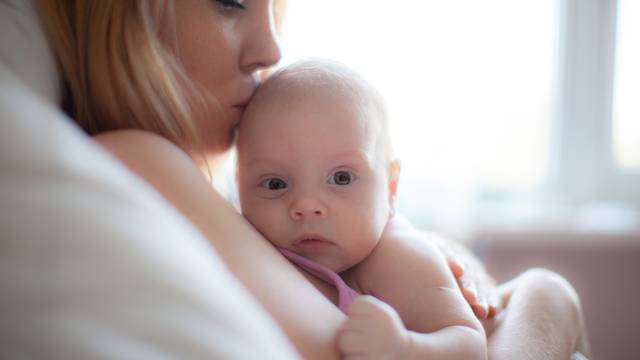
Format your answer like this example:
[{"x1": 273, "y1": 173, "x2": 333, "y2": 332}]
[{"x1": 293, "y1": 234, "x2": 334, "y2": 251}]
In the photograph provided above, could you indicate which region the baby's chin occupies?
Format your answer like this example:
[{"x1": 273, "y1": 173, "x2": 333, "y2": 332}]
[{"x1": 305, "y1": 252, "x2": 357, "y2": 274}]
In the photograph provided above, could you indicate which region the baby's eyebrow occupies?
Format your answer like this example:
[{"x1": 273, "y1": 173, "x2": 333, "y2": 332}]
[
  {"x1": 241, "y1": 157, "x2": 282, "y2": 169},
  {"x1": 327, "y1": 150, "x2": 373, "y2": 167}
]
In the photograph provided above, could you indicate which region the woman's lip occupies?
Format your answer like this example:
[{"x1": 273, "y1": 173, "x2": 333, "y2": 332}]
[
  {"x1": 235, "y1": 89, "x2": 255, "y2": 109},
  {"x1": 231, "y1": 105, "x2": 247, "y2": 122},
  {"x1": 234, "y1": 80, "x2": 258, "y2": 112}
]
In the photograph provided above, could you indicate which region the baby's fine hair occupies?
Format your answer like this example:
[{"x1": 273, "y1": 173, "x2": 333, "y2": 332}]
[{"x1": 250, "y1": 59, "x2": 395, "y2": 166}]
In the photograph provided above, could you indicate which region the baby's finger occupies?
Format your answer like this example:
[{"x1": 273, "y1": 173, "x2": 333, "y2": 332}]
[
  {"x1": 341, "y1": 318, "x2": 369, "y2": 334},
  {"x1": 337, "y1": 330, "x2": 368, "y2": 357},
  {"x1": 346, "y1": 295, "x2": 373, "y2": 315},
  {"x1": 347, "y1": 295, "x2": 386, "y2": 317}
]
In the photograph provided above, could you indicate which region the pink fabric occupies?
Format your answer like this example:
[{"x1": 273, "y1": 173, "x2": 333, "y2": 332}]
[{"x1": 279, "y1": 248, "x2": 360, "y2": 313}]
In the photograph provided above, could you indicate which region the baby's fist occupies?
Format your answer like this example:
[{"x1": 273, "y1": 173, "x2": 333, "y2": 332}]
[{"x1": 337, "y1": 295, "x2": 409, "y2": 360}]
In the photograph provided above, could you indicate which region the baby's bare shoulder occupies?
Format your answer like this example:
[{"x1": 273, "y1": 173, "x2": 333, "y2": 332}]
[{"x1": 352, "y1": 226, "x2": 452, "y2": 296}]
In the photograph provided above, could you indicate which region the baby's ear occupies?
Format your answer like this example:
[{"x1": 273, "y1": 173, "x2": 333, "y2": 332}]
[{"x1": 387, "y1": 159, "x2": 401, "y2": 208}]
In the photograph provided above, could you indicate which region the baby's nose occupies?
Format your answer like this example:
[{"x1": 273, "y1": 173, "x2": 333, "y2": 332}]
[{"x1": 289, "y1": 197, "x2": 327, "y2": 220}]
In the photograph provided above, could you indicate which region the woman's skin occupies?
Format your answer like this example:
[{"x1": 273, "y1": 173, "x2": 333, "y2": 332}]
[
  {"x1": 93, "y1": 0, "x2": 589, "y2": 359},
  {"x1": 484, "y1": 269, "x2": 591, "y2": 359},
  {"x1": 172, "y1": 0, "x2": 281, "y2": 154},
  {"x1": 97, "y1": 1, "x2": 344, "y2": 358}
]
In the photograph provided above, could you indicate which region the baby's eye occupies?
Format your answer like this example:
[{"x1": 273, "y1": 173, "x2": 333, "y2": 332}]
[
  {"x1": 214, "y1": 0, "x2": 246, "y2": 10},
  {"x1": 260, "y1": 177, "x2": 288, "y2": 190},
  {"x1": 329, "y1": 171, "x2": 355, "y2": 186}
]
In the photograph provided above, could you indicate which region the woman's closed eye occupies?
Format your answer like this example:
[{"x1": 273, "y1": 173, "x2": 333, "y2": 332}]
[
  {"x1": 328, "y1": 170, "x2": 356, "y2": 186},
  {"x1": 214, "y1": 0, "x2": 246, "y2": 10}
]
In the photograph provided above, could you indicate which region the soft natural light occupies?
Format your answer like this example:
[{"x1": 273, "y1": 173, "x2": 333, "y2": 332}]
[
  {"x1": 613, "y1": 0, "x2": 640, "y2": 172},
  {"x1": 279, "y1": 1, "x2": 559, "y2": 234}
]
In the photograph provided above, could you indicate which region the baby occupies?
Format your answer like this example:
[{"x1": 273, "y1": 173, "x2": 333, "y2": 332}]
[{"x1": 235, "y1": 59, "x2": 486, "y2": 359}]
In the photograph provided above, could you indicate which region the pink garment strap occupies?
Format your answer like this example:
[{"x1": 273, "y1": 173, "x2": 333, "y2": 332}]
[{"x1": 279, "y1": 248, "x2": 360, "y2": 313}]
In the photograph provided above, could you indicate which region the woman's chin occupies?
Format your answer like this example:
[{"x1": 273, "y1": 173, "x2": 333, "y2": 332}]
[{"x1": 202, "y1": 130, "x2": 236, "y2": 156}]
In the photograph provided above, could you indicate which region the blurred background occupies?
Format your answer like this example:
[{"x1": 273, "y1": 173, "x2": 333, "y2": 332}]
[{"x1": 275, "y1": 0, "x2": 639, "y2": 358}]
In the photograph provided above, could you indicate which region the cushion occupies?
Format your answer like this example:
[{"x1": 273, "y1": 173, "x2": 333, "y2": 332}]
[
  {"x1": 0, "y1": 2, "x2": 298, "y2": 359},
  {"x1": 0, "y1": 0, "x2": 60, "y2": 104}
]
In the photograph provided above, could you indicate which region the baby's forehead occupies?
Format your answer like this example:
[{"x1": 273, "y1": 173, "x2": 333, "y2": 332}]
[
  {"x1": 241, "y1": 60, "x2": 392, "y2": 162},
  {"x1": 255, "y1": 61, "x2": 385, "y2": 124},
  {"x1": 269, "y1": 61, "x2": 375, "y2": 99}
]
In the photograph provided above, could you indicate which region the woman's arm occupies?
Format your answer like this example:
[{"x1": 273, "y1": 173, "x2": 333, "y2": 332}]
[
  {"x1": 375, "y1": 216, "x2": 590, "y2": 360},
  {"x1": 94, "y1": 130, "x2": 344, "y2": 360},
  {"x1": 485, "y1": 269, "x2": 591, "y2": 360},
  {"x1": 426, "y1": 225, "x2": 591, "y2": 358}
]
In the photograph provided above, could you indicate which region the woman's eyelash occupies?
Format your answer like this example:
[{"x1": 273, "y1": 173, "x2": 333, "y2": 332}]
[{"x1": 214, "y1": 0, "x2": 246, "y2": 10}]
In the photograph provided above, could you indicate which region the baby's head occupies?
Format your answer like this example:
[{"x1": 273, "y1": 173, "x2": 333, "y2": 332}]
[{"x1": 236, "y1": 59, "x2": 400, "y2": 272}]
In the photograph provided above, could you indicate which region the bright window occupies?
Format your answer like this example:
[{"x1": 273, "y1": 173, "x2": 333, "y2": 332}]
[
  {"x1": 270, "y1": 0, "x2": 640, "y2": 236},
  {"x1": 612, "y1": 0, "x2": 640, "y2": 172},
  {"x1": 279, "y1": 1, "x2": 559, "y2": 235}
]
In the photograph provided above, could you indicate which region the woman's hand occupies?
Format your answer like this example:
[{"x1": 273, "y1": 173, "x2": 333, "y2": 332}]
[
  {"x1": 415, "y1": 228, "x2": 499, "y2": 319},
  {"x1": 443, "y1": 242, "x2": 499, "y2": 319}
]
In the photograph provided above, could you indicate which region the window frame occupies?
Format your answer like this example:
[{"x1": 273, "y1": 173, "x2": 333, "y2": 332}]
[{"x1": 549, "y1": 0, "x2": 640, "y2": 206}]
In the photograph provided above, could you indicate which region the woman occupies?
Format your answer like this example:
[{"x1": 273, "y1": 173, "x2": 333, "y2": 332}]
[{"x1": 36, "y1": 0, "x2": 589, "y2": 358}]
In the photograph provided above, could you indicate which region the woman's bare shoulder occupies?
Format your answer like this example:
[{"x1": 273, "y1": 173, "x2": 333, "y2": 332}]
[
  {"x1": 94, "y1": 130, "x2": 195, "y2": 175},
  {"x1": 93, "y1": 130, "x2": 207, "y2": 197},
  {"x1": 93, "y1": 128, "x2": 173, "y2": 147}
]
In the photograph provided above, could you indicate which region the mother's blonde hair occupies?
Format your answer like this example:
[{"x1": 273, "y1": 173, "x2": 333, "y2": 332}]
[{"x1": 35, "y1": 0, "x2": 200, "y2": 153}]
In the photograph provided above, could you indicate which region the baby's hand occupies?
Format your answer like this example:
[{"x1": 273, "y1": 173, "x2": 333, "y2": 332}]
[{"x1": 337, "y1": 295, "x2": 410, "y2": 360}]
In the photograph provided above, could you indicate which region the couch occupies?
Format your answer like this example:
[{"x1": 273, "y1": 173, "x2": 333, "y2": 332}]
[{"x1": 473, "y1": 229, "x2": 640, "y2": 360}]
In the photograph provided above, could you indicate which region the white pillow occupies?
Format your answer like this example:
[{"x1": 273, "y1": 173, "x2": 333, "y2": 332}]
[
  {"x1": 0, "y1": 0, "x2": 60, "y2": 104},
  {"x1": 0, "y1": 1, "x2": 299, "y2": 357},
  {"x1": 0, "y1": 66, "x2": 299, "y2": 359}
]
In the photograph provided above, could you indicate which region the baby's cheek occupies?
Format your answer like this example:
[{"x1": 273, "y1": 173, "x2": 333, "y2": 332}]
[
  {"x1": 357, "y1": 206, "x2": 388, "y2": 248},
  {"x1": 245, "y1": 205, "x2": 284, "y2": 244},
  {"x1": 371, "y1": 191, "x2": 392, "y2": 232},
  {"x1": 240, "y1": 201, "x2": 265, "y2": 230}
]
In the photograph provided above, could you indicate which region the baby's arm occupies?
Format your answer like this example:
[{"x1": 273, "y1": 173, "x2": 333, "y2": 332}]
[{"x1": 339, "y1": 216, "x2": 486, "y2": 359}]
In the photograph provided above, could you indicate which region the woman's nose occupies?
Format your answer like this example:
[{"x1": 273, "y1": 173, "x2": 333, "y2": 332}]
[
  {"x1": 240, "y1": 3, "x2": 282, "y2": 73},
  {"x1": 289, "y1": 196, "x2": 328, "y2": 221}
]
